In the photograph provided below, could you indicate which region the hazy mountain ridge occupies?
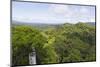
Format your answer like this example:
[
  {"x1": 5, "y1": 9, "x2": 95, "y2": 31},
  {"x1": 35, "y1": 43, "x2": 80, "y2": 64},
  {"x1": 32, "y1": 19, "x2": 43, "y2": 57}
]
[
  {"x1": 86, "y1": 22, "x2": 95, "y2": 26},
  {"x1": 12, "y1": 20, "x2": 95, "y2": 27}
]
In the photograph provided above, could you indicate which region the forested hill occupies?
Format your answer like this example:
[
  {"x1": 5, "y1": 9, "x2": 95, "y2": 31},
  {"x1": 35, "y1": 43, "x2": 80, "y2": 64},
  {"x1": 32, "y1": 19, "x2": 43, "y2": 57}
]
[
  {"x1": 12, "y1": 21, "x2": 96, "y2": 66},
  {"x1": 12, "y1": 20, "x2": 95, "y2": 29}
]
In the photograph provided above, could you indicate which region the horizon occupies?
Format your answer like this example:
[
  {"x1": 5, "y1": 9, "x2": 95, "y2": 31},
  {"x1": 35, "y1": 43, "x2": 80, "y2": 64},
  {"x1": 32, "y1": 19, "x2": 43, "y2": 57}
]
[
  {"x1": 12, "y1": 1, "x2": 96, "y2": 24},
  {"x1": 12, "y1": 20, "x2": 95, "y2": 25}
]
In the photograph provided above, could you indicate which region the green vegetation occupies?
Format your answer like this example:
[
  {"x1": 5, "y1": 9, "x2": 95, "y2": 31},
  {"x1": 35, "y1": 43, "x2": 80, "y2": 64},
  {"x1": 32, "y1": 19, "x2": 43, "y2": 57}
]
[{"x1": 12, "y1": 22, "x2": 96, "y2": 66}]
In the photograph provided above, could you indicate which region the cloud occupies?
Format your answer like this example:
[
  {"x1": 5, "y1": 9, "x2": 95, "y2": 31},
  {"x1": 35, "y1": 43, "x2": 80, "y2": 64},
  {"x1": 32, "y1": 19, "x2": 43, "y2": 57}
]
[
  {"x1": 80, "y1": 7, "x2": 88, "y2": 14},
  {"x1": 49, "y1": 4, "x2": 70, "y2": 15},
  {"x1": 90, "y1": 17, "x2": 95, "y2": 22}
]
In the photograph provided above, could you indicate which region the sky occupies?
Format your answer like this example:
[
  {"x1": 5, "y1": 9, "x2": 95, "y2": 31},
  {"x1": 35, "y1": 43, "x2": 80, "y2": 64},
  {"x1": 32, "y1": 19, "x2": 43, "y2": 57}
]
[{"x1": 12, "y1": 1, "x2": 96, "y2": 24}]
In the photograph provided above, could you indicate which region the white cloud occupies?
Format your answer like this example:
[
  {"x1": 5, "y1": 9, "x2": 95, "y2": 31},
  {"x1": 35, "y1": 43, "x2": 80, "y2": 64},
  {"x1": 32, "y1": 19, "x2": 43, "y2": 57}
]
[
  {"x1": 49, "y1": 4, "x2": 70, "y2": 15},
  {"x1": 80, "y1": 7, "x2": 88, "y2": 12}
]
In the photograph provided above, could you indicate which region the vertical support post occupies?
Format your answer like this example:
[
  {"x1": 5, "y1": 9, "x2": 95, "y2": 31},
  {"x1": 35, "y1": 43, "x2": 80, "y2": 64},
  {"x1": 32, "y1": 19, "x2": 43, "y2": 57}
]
[{"x1": 29, "y1": 48, "x2": 36, "y2": 65}]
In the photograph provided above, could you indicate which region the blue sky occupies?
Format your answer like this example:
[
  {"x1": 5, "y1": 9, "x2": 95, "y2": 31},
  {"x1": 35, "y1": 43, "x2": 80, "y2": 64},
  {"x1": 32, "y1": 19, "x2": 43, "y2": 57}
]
[{"x1": 12, "y1": 1, "x2": 95, "y2": 24}]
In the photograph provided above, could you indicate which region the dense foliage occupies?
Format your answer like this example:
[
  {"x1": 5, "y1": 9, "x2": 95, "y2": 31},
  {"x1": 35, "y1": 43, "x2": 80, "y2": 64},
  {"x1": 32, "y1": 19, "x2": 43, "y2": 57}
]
[{"x1": 12, "y1": 22, "x2": 96, "y2": 66}]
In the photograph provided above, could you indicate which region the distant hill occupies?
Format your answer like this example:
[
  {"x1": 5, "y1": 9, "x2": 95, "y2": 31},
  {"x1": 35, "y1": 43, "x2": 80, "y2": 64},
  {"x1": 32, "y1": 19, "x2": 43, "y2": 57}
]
[
  {"x1": 86, "y1": 22, "x2": 95, "y2": 26},
  {"x1": 12, "y1": 20, "x2": 63, "y2": 29},
  {"x1": 12, "y1": 20, "x2": 62, "y2": 25},
  {"x1": 12, "y1": 20, "x2": 95, "y2": 28}
]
